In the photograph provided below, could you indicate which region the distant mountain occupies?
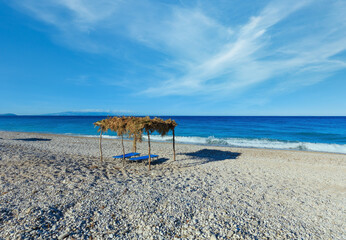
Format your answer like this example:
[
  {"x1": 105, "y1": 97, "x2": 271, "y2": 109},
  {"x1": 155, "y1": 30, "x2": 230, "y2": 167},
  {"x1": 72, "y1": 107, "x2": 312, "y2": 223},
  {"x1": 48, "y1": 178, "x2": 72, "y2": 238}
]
[
  {"x1": 46, "y1": 111, "x2": 130, "y2": 116},
  {"x1": 0, "y1": 113, "x2": 17, "y2": 116}
]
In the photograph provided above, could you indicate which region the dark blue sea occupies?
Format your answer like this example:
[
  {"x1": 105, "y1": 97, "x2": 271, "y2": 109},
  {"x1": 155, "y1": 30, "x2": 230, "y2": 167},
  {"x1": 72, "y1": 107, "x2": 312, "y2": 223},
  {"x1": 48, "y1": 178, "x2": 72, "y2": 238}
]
[{"x1": 0, "y1": 116, "x2": 345, "y2": 154}]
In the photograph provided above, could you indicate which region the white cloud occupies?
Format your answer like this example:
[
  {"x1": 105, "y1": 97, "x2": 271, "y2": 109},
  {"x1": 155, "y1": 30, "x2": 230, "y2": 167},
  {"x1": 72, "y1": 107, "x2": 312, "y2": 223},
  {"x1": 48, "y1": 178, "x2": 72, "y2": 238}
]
[
  {"x1": 8, "y1": 0, "x2": 346, "y2": 100},
  {"x1": 144, "y1": 0, "x2": 318, "y2": 95}
]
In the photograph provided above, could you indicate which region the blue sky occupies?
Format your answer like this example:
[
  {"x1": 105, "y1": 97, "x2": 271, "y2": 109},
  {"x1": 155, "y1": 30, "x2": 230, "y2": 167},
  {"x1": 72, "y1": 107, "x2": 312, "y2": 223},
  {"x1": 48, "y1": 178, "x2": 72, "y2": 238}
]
[{"x1": 1, "y1": 0, "x2": 346, "y2": 115}]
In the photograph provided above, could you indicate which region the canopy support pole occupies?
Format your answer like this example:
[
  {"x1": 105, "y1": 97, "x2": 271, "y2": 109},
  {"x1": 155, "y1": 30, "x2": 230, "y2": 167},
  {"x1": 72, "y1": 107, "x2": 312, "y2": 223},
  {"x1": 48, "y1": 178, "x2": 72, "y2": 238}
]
[
  {"x1": 99, "y1": 131, "x2": 103, "y2": 162},
  {"x1": 173, "y1": 128, "x2": 176, "y2": 161},
  {"x1": 147, "y1": 132, "x2": 151, "y2": 170},
  {"x1": 121, "y1": 135, "x2": 125, "y2": 167}
]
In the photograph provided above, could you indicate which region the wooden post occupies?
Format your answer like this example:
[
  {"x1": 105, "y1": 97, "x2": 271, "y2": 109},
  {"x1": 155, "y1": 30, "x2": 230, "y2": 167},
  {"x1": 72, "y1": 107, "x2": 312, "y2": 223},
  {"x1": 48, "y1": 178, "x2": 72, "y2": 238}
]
[
  {"x1": 133, "y1": 135, "x2": 137, "y2": 152},
  {"x1": 121, "y1": 135, "x2": 125, "y2": 166},
  {"x1": 173, "y1": 128, "x2": 176, "y2": 161},
  {"x1": 99, "y1": 131, "x2": 103, "y2": 162},
  {"x1": 147, "y1": 131, "x2": 151, "y2": 170}
]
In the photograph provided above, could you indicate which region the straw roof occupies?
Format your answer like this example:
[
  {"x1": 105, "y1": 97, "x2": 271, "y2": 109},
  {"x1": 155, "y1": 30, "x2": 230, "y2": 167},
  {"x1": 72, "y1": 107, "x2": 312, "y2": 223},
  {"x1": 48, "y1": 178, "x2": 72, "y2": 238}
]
[
  {"x1": 94, "y1": 116, "x2": 177, "y2": 137},
  {"x1": 93, "y1": 116, "x2": 178, "y2": 169},
  {"x1": 93, "y1": 118, "x2": 110, "y2": 133}
]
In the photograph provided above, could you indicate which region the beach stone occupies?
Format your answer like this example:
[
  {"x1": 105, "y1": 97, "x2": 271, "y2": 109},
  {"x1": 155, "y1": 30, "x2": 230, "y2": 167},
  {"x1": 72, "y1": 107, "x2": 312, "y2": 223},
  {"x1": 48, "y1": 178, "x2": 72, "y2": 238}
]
[
  {"x1": 25, "y1": 207, "x2": 32, "y2": 214},
  {"x1": 0, "y1": 131, "x2": 345, "y2": 240},
  {"x1": 58, "y1": 229, "x2": 70, "y2": 240},
  {"x1": 210, "y1": 234, "x2": 217, "y2": 240}
]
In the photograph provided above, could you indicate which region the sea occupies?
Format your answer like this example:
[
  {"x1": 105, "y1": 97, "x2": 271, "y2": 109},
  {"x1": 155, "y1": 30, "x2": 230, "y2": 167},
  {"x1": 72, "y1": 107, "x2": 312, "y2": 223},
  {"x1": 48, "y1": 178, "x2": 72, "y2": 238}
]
[{"x1": 0, "y1": 116, "x2": 345, "y2": 154}]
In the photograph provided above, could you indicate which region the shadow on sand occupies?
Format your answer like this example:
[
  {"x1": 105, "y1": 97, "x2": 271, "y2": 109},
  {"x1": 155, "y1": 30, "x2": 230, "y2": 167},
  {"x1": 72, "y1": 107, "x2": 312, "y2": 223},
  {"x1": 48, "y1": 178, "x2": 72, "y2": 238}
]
[
  {"x1": 178, "y1": 149, "x2": 241, "y2": 167},
  {"x1": 151, "y1": 157, "x2": 170, "y2": 165},
  {"x1": 126, "y1": 157, "x2": 170, "y2": 166},
  {"x1": 13, "y1": 138, "x2": 52, "y2": 142}
]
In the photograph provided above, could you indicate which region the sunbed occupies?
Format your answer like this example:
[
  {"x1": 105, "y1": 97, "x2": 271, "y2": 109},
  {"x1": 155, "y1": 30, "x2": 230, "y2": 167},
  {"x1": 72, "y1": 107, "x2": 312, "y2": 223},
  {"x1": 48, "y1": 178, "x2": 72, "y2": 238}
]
[
  {"x1": 128, "y1": 154, "x2": 159, "y2": 162},
  {"x1": 112, "y1": 152, "x2": 140, "y2": 159}
]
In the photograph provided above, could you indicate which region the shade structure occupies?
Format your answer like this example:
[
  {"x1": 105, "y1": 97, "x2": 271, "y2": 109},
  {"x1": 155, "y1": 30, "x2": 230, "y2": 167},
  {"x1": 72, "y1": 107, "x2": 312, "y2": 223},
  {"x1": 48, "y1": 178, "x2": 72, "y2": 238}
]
[{"x1": 94, "y1": 116, "x2": 177, "y2": 170}]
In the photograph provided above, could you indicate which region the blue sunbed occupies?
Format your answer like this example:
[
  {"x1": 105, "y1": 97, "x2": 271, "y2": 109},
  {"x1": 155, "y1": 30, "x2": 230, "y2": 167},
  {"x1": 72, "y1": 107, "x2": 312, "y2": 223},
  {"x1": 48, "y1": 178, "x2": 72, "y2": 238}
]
[
  {"x1": 128, "y1": 154, "x2": 159, "y2": 162},
  {"x1": 112, "y1": 152, "x2": 140, "y2": 159}
]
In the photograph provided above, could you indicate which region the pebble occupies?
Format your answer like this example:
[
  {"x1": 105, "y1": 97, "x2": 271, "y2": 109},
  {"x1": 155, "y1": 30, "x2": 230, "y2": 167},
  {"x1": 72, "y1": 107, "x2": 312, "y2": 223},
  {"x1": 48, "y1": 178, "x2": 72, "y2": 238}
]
[
  {"x1": 58, "y1": 229, "x2": 70, "y2": 240},
  {"x1": 0, "y1": 131, "x2": 344, "y2": 240},
  {"x1": 227, "y1": 230, "x2": 234, "y2": 237},
  {"x1": 210, "y1": 234, "x2": 217, "y2": 240}
]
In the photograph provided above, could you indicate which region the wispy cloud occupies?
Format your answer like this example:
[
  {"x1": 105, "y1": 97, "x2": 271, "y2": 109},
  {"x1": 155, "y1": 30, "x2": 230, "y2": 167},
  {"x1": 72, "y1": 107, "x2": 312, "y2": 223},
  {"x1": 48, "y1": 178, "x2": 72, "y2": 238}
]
[
  {"x1": 8, "y1": 0, "x2": 346, "y2": 101},
  {"x1": 145, "y1": 0, "x2": 346, "y2": 96}
]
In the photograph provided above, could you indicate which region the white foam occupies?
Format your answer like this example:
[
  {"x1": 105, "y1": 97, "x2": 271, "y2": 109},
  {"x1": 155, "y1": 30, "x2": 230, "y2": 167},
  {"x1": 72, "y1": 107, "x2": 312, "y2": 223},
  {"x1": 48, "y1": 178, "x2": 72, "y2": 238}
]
[
  {"x1": 101, "y1": 135, "x2": 120, "y2": 139},
  {"x1": 72, "y1": 134, "x2": 120, "y2": 139},
  {"x1": 144, "y1": 135, "x2": 346, "y2": 154},
  {"x1": 73, "y1": 133, "x2": 346, "y2": 154}
]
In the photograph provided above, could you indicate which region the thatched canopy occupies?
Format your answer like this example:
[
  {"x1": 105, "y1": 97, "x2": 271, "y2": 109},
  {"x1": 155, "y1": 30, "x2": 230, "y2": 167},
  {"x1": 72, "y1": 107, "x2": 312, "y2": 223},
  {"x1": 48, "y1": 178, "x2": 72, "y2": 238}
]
[
  {"x1": 93, "y1": 118, "x2": 110, "y2": 133},
  {"x1": 93, "y1": 118, "x2": 111, "y2": 162},
  {"x1": 95, "y1": 116, "x2": 177, "y2": 137},
  {"x1": 93, "y1": 116, "x2": 177, "y2": 169}
]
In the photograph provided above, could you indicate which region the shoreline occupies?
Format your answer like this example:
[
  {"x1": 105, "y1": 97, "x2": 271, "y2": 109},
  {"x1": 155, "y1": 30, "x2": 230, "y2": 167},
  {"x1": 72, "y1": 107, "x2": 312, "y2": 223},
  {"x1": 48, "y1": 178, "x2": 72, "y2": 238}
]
[
  {"x1": 1, "y1": 131, "x2": 345, "y2": 239},
  {"x1": 1, "y1": 130, "x2": 345, "y2": 156}
]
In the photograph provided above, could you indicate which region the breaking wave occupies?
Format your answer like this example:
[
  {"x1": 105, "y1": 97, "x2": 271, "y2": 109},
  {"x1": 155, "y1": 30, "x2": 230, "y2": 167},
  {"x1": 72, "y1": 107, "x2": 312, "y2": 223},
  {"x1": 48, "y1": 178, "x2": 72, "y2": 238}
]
[
  {"x1": 82, "y1": 134, "x2": 346, "y2": 154},
  {"x1": 143, "y1": 135, "x2": 346, "y2": 154}
]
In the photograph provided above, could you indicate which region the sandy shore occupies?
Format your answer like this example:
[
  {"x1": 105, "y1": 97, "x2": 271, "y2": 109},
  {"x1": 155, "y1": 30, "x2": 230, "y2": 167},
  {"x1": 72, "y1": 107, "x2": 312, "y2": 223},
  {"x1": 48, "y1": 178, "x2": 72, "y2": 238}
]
[{"x1": 0, "y1": 131, "x2": 345, "y2": 239}]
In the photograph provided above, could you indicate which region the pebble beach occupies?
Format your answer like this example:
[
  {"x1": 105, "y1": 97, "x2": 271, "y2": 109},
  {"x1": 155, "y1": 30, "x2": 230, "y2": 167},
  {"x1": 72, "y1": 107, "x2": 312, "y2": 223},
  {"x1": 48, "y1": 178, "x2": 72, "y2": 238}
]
[{"x1": 0, "y1": 131, "x2": 345, "y2": 239}]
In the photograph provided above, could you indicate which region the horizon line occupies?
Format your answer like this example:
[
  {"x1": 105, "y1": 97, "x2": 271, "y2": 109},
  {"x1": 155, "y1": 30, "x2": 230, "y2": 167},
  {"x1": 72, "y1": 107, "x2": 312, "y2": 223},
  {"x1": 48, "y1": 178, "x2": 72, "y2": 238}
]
[{"x1": 1, "y1": 113, "x2": 346, "y2": 117}]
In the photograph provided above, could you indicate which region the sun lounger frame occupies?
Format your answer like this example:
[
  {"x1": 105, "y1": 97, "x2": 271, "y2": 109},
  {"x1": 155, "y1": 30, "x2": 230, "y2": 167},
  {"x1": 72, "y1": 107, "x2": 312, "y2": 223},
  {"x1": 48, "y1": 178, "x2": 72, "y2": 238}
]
[
  {"x1": 128, "y1": 154, "x2": 159, "y2": 162},
  {"x1": 112, "y1": 152, "x2": 140, "y2": 159}
]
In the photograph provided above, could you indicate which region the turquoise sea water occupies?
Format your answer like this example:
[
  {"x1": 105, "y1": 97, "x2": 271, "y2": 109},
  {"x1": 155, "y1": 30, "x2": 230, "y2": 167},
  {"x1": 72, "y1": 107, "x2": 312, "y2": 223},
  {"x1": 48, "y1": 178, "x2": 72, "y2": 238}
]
[{"x1": 0, "y1": 116, "x2": 345, "y2": 154}]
